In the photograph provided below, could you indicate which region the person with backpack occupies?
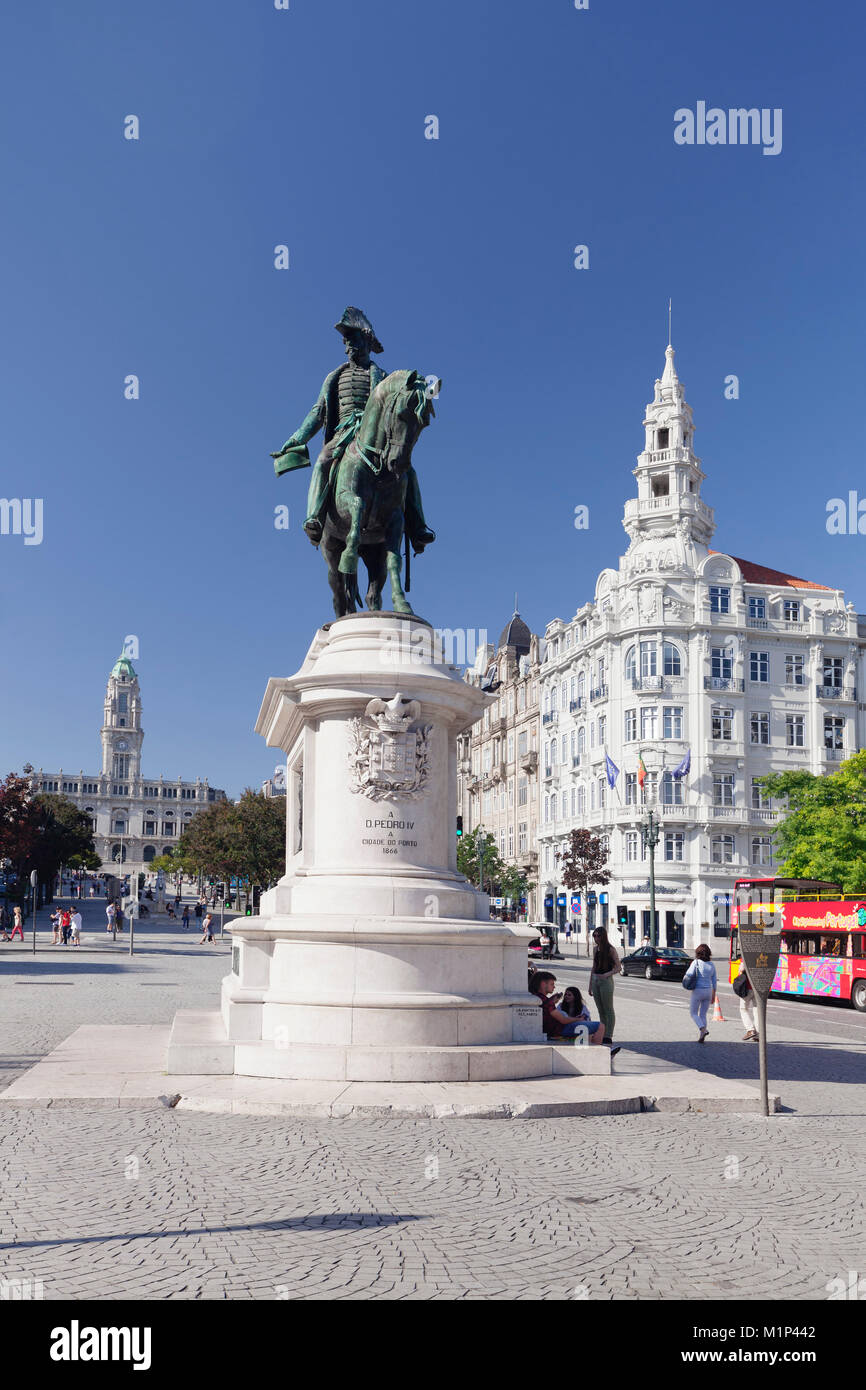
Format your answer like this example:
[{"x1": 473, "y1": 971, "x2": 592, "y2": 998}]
[
  {"x1": 733, "y1": 959, "x2": 759, "y2": 1041},
  {"x1": 683, "y1": 943, "x2": 718, "y2": 1042}
]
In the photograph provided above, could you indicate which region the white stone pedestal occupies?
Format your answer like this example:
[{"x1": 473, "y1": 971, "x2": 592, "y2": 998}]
[{"x1": 214, "y1": 612, "x2": 545, "y2": 1082}]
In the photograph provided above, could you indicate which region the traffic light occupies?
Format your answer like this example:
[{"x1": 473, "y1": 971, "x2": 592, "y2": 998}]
[
  {"x1": 617, "y1": 904, "x2": 629, "y2": 928},
  {"x1": 456, "y1": 815, "x2": 463, "y2": 838}
]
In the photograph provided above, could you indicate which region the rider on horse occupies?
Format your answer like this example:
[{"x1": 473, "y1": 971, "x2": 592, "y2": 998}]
[{"x1": 272, "y1": 307, "x2": 436, "y2": 552}]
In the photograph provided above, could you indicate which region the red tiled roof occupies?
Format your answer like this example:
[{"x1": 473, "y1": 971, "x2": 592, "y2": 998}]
[{"x1": 708, "y1": 552, "x2": 835, "y2": 592}]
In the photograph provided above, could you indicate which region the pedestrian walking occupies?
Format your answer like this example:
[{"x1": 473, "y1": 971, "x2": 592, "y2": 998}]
[
  {"x1": 70, "y1": 909, "x2": 82, "y2": 948},
  {"x1": 198, "y1": 912, "x2": 215, "y2": 944},
  {"x1": 564, "y1": 921, "x2": 572, "y2": 947},
  {"x1": 589, "y1": 926, "x2": 622, "y2": 1043},
  {"x1": 0, "y1": 904, "x2": 11, "y2": 940},
  {"x1": 181, "y1": 906, "x2": 190, "y2": 930},
  {"x1": 106, "y1": 901, "x2": 116, "y2": 934},
  {"x1": 11, "y1": 906, "x2": 25, "y2": 941},
  {"x1": 683, "y1": 944, "x2": 718, "y2": 1042},
  {"x1": 194, "y1": 900, "x2": 203, "y2": 921},
  {"x1": 733, "y1": 958, "x2": 759, "y2": 1041},
  {"x1": 60, "y1": 908, "x2": 71, "y2": 945}
]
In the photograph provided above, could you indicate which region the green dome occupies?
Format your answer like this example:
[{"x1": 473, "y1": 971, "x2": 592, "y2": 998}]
[{"x1": 111, "y1": 652, "x2": 137, "y2": 679}]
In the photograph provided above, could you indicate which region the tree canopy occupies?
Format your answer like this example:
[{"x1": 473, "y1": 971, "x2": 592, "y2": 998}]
[
  {"x1": 456, "y1": 825, "x2": 534, "y2": 905},
  {"x1": 555, "y1": 828, "x2": 610, "y2": 901},
  {"x1": 170, "y1": 791, "x2": 285, "y2": 892},
  {"x1": 0, "y1": 774, "x2": 98, "y2": 897},
  {"x1": 761, "y1": 751, "x2": 866, "y2": 892}
]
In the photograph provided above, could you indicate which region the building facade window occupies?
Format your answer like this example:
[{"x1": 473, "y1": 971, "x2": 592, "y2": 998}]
[
  {"x1": 663, "y1": 706, "x2": 683, "y2": 739},
  {"x1": 640, "y1": 706, "x2": 657, "y2": 740},
  {"x1": 710, "y1": 586, "x2": 731, "y2": 614},
  {"x1": 661, "y1": 772, "x2": 683, "y2": 805},
  {"x1": 785, "y1": 653, "x2": 805, "y2": 685},
  {"x1": 712, "y1": 834, "x2": 735, "y2": 864},
  {"x1": 785, "y1": 714, "x2": 805, "y2": 747},
  {"x1": 711, "y1": 646, "x2": 733, "y2": 680},
  {"x1": 713, "y1": 773, "x2": 735, "y2": 807},
  {"x1": 783, "y1": 600, "x2": 801, "y2": 622},
  {"x1": 664, "y1": 831, "x2": 684, "y2": 862},
  {"x1": 663, "y1": 642, "x2": 682, "y2": 677},
  {"x1": 748, "y1": 596, "x2": 766, "y2": 620},
  {"x1": 749, "y1": 651, "x2": 769, "y2": 682},
  {"x1": 712, "y1": 706, "x2": 733, "y2": 741},
  {"x1": 824, "y1": 716, "x2": 844, "y2": 750},
  {"x1": 751, "y1": 836, "x2": 773, "y2": 866},
  {"x1": 750, "y1": 712, "x2": 770, "y2": 745},
  {"x1": 625, "y1": 709, "x2": 637, "y2": 741},
  {"x1": 751, "y1": 778, "x2": 770, "y2": 810}
]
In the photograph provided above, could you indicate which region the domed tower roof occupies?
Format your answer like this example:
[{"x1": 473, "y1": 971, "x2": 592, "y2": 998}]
[
  {"x1": 498, "y1": 611, "x2": 531, "y2": 657},
  {"x1": 110, "y1": 651, "x2": 137, "y2": 680}
]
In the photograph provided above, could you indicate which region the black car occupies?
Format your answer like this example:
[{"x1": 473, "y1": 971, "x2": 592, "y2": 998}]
[{"x1": 621, "y1": 946, "x2": 692, "y2": 980}]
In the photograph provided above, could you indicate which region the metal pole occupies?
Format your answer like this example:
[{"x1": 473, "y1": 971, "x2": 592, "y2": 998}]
[
  {"x1": 648, "y1": 810, "x2": 657, "y2": 949},
  {"x1": 756, "y1": 993, "x2": 769, "y2": 1116},
  {"x1": 30, "y1": 869, "x2": 38, "y2": 955},
  {"x1": 220, "y1": 882, "x2": 226, "y2": 940},
  {"x1": 477, "y1": 828, "x2": 483, "y2": 892},
  {"x1": 129, "y1": 902, "x2": 134, "y2": 956}
]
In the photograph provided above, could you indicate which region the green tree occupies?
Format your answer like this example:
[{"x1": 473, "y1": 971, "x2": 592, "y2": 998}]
[
  {"x1": 457, "y1": 825, "x2": 501, "y2": 890},
  {"x1": 555, "y1": 829, "x2": 610, "y2": 924},
  {"x1": 0, "y1": 775, "x2": 97, "y2": 904},
  {"x1": 761, "y1": 751, "x2": 866, "y2": 891},
  {"x1": 172, "y1": 791, "x2": 285, "y2": 910}
]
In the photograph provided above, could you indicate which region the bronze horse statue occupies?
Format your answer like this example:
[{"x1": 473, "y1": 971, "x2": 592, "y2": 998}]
[{"x1": 320, "y1": 369, "x2": 438, "y2": 618}]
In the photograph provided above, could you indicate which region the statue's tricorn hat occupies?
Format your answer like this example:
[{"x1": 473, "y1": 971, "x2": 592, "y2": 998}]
[{"x1": 334, "y1": 306, "x2": 384, "y2": 355}]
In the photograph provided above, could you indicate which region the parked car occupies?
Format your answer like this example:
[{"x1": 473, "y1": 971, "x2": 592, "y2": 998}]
[{"x1": 621, "y1": 945, "x2": 692, "y2": 981}]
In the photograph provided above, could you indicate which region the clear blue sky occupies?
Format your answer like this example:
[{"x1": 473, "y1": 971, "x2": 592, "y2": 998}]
[{"x1": 2, "y1": 0, "x2": 864, "y2": 797}]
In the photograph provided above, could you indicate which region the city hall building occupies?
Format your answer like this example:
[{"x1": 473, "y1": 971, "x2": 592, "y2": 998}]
[
  {"x1": 35, "y1": 650, "x2": 226, "y2": 875},
  {"x1": 536, "y1": 343, "x2": 866, "y2": 950}
]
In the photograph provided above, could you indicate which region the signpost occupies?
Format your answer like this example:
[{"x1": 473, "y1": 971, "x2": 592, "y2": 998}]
[{"x1": 737, "y1": 901, "x2": 784, "y2": 1117}]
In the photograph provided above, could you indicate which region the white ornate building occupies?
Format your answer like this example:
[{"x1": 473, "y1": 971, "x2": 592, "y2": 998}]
[
  {"x1": 35, "y1": 649, "x2": 227, "y2": 874},
  {"x1": 538, "y1": 343, "x2": 866, "y2": 950}
]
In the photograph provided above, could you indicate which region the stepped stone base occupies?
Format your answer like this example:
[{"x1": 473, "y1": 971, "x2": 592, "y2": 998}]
[{"x1": 166, "y1": 1010, "x2": 612, "y2": 1082}]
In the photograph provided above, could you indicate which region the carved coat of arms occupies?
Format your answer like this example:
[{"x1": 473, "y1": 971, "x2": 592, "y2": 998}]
[{"x1": 348, "y1": 693, "x2": 433, "y2": 801}]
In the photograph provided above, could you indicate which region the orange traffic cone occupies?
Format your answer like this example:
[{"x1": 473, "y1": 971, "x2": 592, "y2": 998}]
[{"x1": 712, "y1": 995, "x2": 725, "y2": 1023}]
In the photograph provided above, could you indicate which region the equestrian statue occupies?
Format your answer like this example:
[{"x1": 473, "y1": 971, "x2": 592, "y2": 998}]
[{"x1": 271, "y1": 307, "x2": 438, "y2": 618}]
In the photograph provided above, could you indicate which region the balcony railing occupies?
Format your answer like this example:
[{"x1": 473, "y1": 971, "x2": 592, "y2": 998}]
[
  {"x1": 817, "y1": 685, "x2": 857, "y2": 701},
  {"x1": 589, "y1": 685, "x2": 608, "y2": 702},
  {"x1": 520, "y1": 750, "x2": 538, "y2": 772},
  {"x1": 710, "y1": 805, "x2": 741, "y2": 818},
  {"x1": 543, "y1": 766, "x2": 553, "y2": 780},
  {"x1": 746, "y1": 616, "x2": 769, "y2": 629},
  {"x1": 824, "y1": 748, "x2": 845, "y2": 761},
  {"x1": 542, "y1": 712, "x2": 558, "y2": 725},
  {"x1": 569, "y1": 698, "x2": 583, "y2": 712},
  {"x1": 571, "y1": 755, "x2": 581, "y2": 768},
  {"x1": 704, "y1": 676, "x2": 745, "y2": 692}
]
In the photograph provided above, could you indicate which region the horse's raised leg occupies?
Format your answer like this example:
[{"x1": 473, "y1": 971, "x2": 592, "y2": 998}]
[{"x1": 385, "y1": 516, "x2": 413, "y2": 615}]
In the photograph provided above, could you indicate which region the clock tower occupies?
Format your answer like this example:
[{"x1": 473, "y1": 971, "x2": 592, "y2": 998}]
[{"x1": 100, "y1": 649, "x2": 143, "y2": 785}]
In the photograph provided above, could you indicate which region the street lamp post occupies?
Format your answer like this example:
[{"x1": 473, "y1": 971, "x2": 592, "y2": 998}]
[{"x1": 641, "y1": 802, "x2": 661, "y2": 949}]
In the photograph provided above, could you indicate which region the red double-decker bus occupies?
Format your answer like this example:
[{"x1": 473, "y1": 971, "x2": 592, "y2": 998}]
[{"x1": 730, "y1": 877, "x2": 866, "y2": 1012}]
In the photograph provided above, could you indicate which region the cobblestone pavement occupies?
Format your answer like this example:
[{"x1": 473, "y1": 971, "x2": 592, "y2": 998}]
[
  {"x1": 1, "y1": 898, "x2": 865, "y2": 1300},
  {"x1": 1, "y1": 1106, "x2": 863, "y2": 1301}
]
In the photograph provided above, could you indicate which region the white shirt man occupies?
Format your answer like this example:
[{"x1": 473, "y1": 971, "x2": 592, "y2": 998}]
[{"x1": 70, "y1": 911, "x2": 82, "y2": 946}]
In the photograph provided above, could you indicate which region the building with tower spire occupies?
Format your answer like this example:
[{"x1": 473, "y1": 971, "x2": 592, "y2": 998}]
[
  {"x1": 537, "y1": 341, "x2": 866, "y2": 951},
  {"x1": 35, "y1": 647, "x2": 227, "y2": 875}
]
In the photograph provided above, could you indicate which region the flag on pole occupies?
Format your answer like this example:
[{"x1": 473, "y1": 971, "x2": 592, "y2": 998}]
[
  {"x1": 637, "y1": 754, "x2": 647, "y2": 789},
  {"x1": 671, "y1": 749, "x2": 691, "y2": 781},
  {"x1": 605, "y1": 752, "x2": 620, "y2": 790}
]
